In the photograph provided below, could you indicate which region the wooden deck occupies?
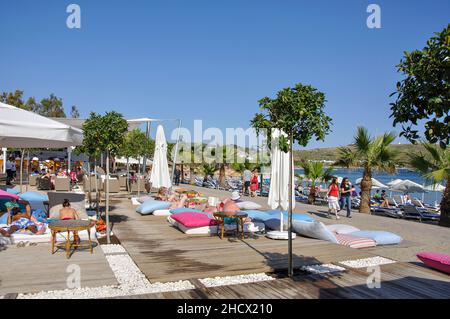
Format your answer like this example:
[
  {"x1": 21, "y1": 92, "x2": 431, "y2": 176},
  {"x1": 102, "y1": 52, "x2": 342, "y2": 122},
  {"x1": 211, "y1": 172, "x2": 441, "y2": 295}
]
[
  {"x1": 0, "y1": 242, "x2": 117, "y2": 295},
  {"x1": 114, "y1": 262, "x2": 450, "y2": 299},
  {"x1": 111, "y1": 198, "x2": 375, "y2": 283}
]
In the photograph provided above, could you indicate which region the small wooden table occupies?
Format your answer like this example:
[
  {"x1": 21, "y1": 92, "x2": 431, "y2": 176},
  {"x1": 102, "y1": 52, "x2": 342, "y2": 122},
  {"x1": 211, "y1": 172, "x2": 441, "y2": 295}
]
[
  {"x1": 213, "y1": 212, "x2": 248, "y2": 240},
  {"x1": 49, "y1": 220, "x2": 94, "y2": 259}
]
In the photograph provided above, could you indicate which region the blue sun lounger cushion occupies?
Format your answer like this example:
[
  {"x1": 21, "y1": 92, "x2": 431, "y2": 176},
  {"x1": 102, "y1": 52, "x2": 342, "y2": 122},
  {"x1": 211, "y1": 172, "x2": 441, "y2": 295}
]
[
  {"x1": 170, "y1": 207, "x2": 203, "y2": 214},
  {"x1": 136, "y1": 200, "x2": 171, "y2": 215},
  {"x1": 0, "y1": 213, "x2": 8, "y2": 225},
  {"x1": 292, "y1": 220, "x2": 339, "y2": 243},
  {"x1": 6, "y1": 188, "x2": 20, "y2": 195},
  {"x1": 19, "y1": 192, "x2": 49, "y2": 202},
  {"x1": 267, "y1": 210, "x2": 315, "y2": 222},
  {"x1": 350, "y1": 231, "x2": 403, "y2": 246}
]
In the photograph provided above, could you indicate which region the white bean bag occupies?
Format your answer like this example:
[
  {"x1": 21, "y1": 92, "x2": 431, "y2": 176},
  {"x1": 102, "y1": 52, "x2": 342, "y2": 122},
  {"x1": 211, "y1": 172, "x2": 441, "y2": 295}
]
[
  {"x1": 153, "y1": 209, "x2": 172, "y2": 216},
  {"x1": 326, "y1": 224, "x2": 361, "y2": 235},
  {"x1": 292, "y1": 220, "x2": 339, "y2": 243},
  {"x1": 237, "y1": 201, "x2": 262, "y2": 210}
]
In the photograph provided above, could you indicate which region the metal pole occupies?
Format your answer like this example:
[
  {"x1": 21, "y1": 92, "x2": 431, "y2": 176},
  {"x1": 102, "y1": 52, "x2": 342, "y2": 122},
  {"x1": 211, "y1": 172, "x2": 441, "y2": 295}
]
[
  {"x1": 142, "y1": 121, "x2": 151, "y2": 175},
  {"x1": 106, "y1": 151, "x2": 111, "y2": 244},
  {"x1": 67, "y1": 147, "x2": 72, "y2": 173},
  {"x1": 288, "y1": 134, "x2": 294, "y2": 279},
  {"x1": 2, "y1": 148, "x2": 6, "y2": 173},
  {"x1": 171, "y1": 119, "x2": 182, "y2": 187}
]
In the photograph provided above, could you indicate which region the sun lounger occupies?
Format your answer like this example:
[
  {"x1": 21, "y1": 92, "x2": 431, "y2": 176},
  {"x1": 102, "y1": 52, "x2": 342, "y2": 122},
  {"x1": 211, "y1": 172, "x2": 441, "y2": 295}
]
[
  {"x1": 402, "y1": 205, "x2": 440, "y2": 222},
  {"x1": 55, "y1": 176, "x2": 70, "y2": 192},
  {"x1": 29, "y1": 175, "x2": 38, "y2": 186},
  {"x1": 47, "y1": 192, "x2": 89, "y2": 220},
  {"x1": 371, "y1": 206, "x2": 403, "y2": 218}
]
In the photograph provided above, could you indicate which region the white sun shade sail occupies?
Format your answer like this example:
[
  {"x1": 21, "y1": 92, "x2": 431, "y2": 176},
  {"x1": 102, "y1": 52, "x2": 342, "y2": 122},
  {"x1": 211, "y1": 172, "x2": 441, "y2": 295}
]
[
  {"x1": 386, "y1": 179, "x2": 403, "y2": 187},
  {"x1": 268, "y1": 129, "x2": 295, "y2": 211},
  {"x1": 390, "y1": 179, "x2": 426, "y2": 194},
  {"x1": 150, "y1": 125, "x2": 172, "y2": 188},
  {"x1": 355, "y1": 177, "x2": 388, "y2": 189},
  {"x1": 424, "y1": 184, "x2": 446, "y2": 192},
  {"x1": 0, "y1": 102, "x2": 83, "y2": 148}
]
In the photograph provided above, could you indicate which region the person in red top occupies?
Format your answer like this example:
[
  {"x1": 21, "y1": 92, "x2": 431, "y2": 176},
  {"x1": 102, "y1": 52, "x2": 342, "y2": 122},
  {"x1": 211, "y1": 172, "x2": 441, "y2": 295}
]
[
  {"x1": 250, "y1": 170, "x2": 259, "y2": 197},
  {"x1": 327, "y1": 177, "x2": 340, "y2": 219}
]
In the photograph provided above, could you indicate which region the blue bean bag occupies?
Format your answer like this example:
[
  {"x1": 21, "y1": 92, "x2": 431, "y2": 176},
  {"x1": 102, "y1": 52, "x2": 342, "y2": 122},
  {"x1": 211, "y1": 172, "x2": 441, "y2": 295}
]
[
  {"x1": 170, "y1": 207, "x2": 203, "y2": 214},
  {"x1": 19, "y1": 192, "x2": 49, "y2": 202},
  {"x1": 350, "y1": 231, "x2": 403, "y2": 246},
  {"x1": 6, "y1": 188, "x2": 20, "y2": 195},
  {"x1": 136, "y1": 200, "x2": 171, "y2": 215},
  {"x1": 265, "y1": 213, "x2": 315, "y2": 231},
  {"x1": 292, "y1": 220, "x2": 339, "y2": 243},
  {"x1": 245, "y1": 210, "x2": 273, "y2": 222},
  {"x1": 0, "y1": 213, "x2": 8, "y2": 224}
]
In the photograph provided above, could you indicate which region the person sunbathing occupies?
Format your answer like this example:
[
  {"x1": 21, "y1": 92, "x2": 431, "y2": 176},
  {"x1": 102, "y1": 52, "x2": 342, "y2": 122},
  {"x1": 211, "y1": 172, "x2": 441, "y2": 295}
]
[
  {"x1": 154, "y1": 187, "x2": 188, "y2": 209},
  {"x1": 59, "y1": 199, "x2": 81, "y2": 243},
  {"x1": 2, "y1": 206, "x2": 46, "y2": 237},
  {"x1": 59, "y1": 199, "x2": 80, "y2": 220}
]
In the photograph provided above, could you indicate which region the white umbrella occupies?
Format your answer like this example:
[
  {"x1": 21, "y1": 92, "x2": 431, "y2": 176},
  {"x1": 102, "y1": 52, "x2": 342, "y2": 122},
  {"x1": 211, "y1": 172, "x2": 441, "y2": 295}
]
[
  {"x1": 0, "y1": 102, "x2": 83, "y2": 148},
  {"x1": 268, "y1": 129, "x2": 295, "y2": 211},
  {"x1": 150, "y1": 125, "x2": 172, "y2": 189},
  {"x1": 424, "y1": 184, "x2": 446, "y2": 192},
  {"x1": 355, "y1": 177, "x2": 388, "y2": 189},
  {"x1": 390, "y1": 179, "x2": 426, "y2": 194},
  {"x1": 387, "y1": 179, "x2": 403, "y2": 187}
]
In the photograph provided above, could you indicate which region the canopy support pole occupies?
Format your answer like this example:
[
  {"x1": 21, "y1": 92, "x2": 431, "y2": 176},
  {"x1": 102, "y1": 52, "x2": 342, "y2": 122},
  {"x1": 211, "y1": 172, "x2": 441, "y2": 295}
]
[
  {"x1": 2, "y1": 148, "x2": 6, "y2": 173},
  {"x1": 142, "y1": 121, "x2": 151, "y2": 175},
  {"x1": 171, "y1": 119, "x2": 182, "y2": 187}
]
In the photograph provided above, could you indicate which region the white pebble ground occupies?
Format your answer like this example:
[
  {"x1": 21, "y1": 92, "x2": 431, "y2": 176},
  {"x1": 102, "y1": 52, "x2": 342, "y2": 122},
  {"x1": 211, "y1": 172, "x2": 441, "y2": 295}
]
[
  {"x1": 199, "y1": 273, "x2": 274, "y2": 287},
  {"x1": 17, "y1": 244, "x2": 194, "y2": 299},
  {"x1": 339, "y1": 256, "x2": 396, "y2": 269},
  {"x1": 301, "y1": 264, "x2": 346, "y2": 274}
]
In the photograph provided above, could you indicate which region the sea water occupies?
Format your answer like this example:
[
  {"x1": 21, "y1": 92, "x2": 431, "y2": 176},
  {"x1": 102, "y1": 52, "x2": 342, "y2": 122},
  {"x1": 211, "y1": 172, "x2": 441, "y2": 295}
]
[{"x1": 291, "y1": 168, "x2": 444, "y2": 205}]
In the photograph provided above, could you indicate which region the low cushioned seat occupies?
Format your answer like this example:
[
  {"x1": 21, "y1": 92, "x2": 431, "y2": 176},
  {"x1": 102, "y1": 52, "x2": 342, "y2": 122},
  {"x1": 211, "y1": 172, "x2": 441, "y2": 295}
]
[
  {"x1": 326, "y1": 224, "x2": 361, "y2": 235},
  {"x1": 6, "y1": 188, "x2": 20, "y2": 195},
  {"x1": 350, "y1": 230, "x2": 403, "y2": 246},
  {"x1": 292, "y1": 220, "x2": 338, "y2": 243},
  {"x1": 236, "y1": 201, "x2": 262, "y2": 210},
  {"x1": 0, "y1": 213, "x2": 8, "y2": 224},
  {"x1": 167, "y1": 216, "x2": 265, "y2": 235},
  {"x1": 171, "y1": 212, "x2": 218, "y2": 228},
  {"x1": 243, "y1": 210, "x2": 272, "y2": 222},
  {"x1": 417, "y1": 252, "x2": 450, "y2": 274},
  {"x1": 136, "y1": 200, "x2": 171, "y2": 215},
  {"x1": 137, "y1": 196, "x2": 153, "y2": 204},
  {"x1": 335, "y1": 233, "x2": 377, "y2": 249},
  {"x1": 19, "y1": 192, "x2": 49, "y2": 202}
]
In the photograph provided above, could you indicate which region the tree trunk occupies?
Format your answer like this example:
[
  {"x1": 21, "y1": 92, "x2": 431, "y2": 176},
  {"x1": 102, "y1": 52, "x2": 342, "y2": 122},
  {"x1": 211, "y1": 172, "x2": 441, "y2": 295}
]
[
  {"x1": 308, "y1": 184, "x2": 316, "y2": 205},
  {"x1": 219, "y1": 164, "x2": 226, "y2": 189},
  {"x1": 359, "y1": 169, "x2": 372, "y2": 214},
  {"x1": 288, "y1": 134, "x2": 294, "y2": 278},
  {"x1": 439, "y1": 177, "x2": 450, "y2": 227}
]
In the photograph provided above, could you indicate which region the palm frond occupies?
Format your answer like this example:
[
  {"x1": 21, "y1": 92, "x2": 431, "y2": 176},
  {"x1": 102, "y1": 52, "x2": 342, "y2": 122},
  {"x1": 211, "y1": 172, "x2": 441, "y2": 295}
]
[
  {"x1": 334, "y1": 147, "x2": 358, "y2": 168},
  {"x1": 354, "y1": 127, "x2": 371, "y2": 153}
]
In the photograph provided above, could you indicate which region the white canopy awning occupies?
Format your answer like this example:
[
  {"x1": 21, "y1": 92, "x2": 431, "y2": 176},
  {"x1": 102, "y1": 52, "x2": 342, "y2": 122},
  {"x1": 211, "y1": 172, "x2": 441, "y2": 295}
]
[
  {"x1": 390, "y1": 179, "x2": 426, "y2": 194},
  {"x1": 355, "y1": 177, "x2": 388, "y2": 189},
  {"x1": 0, "y1": 102, "x2": 83, "y2": 148}
]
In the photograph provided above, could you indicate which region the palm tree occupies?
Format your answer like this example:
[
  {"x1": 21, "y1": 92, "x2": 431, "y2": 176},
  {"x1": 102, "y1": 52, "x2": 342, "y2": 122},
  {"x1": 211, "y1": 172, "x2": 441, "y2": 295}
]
[
  {"x1": 301, "y1": 160, "x2": 334, "y2": 204},
  {"x1": 409, "y1": 143, "x2": 450, "y2": 227},
  {"x1": 335, "y1": 127, "x2": 397, "y2": 213},
  {"x1": 200, "y1": 163, "x2": 216, "y2": 184}
]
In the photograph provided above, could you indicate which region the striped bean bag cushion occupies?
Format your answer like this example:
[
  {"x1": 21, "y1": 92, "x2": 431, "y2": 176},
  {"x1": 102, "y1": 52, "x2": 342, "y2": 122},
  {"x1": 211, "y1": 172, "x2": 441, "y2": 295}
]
[{"x1": 335, "y1": 233, "x2": 377, "y2": 249}]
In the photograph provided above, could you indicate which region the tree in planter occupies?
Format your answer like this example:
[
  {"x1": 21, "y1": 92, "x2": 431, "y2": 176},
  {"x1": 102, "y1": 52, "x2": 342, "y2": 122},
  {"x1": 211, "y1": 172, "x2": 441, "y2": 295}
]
[
  {"x1": 120, "y1": 129, "x2": 153, "y2": 194},
  {"x1": 409, "y1": 143, "x2": 450, "y2": 227},
  {"x1": 301, "y1": 160, "x2": 334, "y2": 204},
  {"x1": 335, "y1": 127, "x2": 397, "y2": 214},
  {"x1": 251, "y1": 83, "x2": 332, "y2": 278},
  {"x1": 200, "y1": 163, "x2": 216, "y2": 185},
  {"x1": 82, "y1": 111, "x2": 128, "y2": 244},
  {"x1": 390, "y1": 24, "x2": 449, "y2": 226}
]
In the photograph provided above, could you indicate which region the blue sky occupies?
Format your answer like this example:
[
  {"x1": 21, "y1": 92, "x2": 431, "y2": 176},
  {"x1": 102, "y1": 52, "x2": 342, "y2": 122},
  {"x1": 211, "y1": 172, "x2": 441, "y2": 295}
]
[{"x1": 0, "y1": 0, "x2": 449, "y2": 149}]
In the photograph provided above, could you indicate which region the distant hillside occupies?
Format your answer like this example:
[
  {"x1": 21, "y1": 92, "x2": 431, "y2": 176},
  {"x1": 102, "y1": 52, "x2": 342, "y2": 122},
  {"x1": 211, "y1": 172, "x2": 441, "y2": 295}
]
[{"x1": 294, "y1": 144, "x2": 426, "y2": 166}]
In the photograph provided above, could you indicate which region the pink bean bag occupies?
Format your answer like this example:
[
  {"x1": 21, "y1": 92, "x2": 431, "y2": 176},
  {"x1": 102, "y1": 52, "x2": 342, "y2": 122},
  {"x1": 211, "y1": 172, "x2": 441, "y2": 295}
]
[
  {"x1": 417, "y1": 252, "x2": 450, "y2": 274},
  {"x1": 171, "y1": 212, "x2": 218, "y2": 228}
]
